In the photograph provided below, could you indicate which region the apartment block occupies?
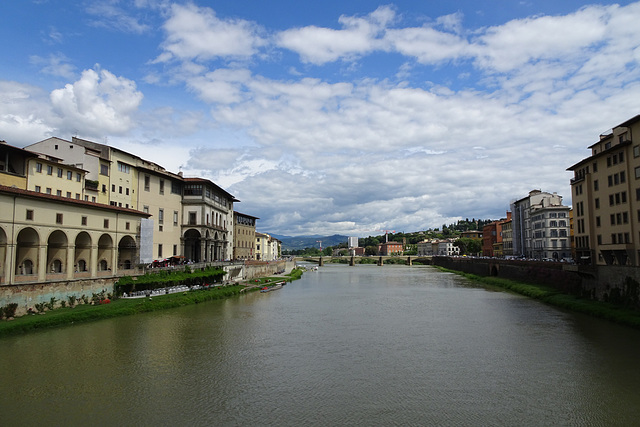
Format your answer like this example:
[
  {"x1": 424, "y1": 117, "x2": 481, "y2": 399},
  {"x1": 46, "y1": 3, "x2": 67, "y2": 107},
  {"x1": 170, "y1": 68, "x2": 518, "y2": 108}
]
[
  {"x1": 568, "y1": 114, "x2": 640, "y2": 266},
  {"x1": 511, "y1": 190, "x2": 571, "y2": 260}
]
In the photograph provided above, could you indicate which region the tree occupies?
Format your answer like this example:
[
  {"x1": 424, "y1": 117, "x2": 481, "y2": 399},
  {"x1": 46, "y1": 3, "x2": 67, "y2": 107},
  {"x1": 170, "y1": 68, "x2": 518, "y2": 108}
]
[{"x1": 365, "y1": 245, "x2": 378, "y2": 256}]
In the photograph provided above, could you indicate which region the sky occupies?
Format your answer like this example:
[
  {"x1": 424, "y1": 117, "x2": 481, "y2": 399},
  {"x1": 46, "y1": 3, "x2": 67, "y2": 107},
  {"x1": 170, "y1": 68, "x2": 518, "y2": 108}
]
[{"x1": 2, "y1": 1, "x2": 640, "y2": 237}]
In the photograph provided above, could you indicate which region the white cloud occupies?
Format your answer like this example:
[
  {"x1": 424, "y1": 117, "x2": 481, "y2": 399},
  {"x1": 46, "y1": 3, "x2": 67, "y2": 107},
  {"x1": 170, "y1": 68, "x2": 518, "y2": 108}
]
[
  {"x1": 157, "y1": 3, "x2": 265, "y2": 62},
  {"x1": 276, "y1": 5, "x2": 396, "y2": 64},
  {"x1": 86, "y1": 0, "x2": 151, "y2": 34},
  {"x1": 50, "y1": 67, "x2": 143, "y2": 137},
  {"x1": 30, "y1": 53, "x2": 76, "y2": 79}
]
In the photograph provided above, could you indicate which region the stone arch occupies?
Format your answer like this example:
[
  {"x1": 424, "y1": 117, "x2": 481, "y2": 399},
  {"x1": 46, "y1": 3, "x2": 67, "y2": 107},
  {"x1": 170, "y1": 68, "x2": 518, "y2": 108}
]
[
  {"x1": 47, "y1": 230, "x2": 68, "y2": 274},
  {"x1": 118, "y1": 235, "x2": 137, "y2": 270},
  {"x1": 184, "y1": 229, "x2": 201, "y2": 263},
  {"x1": 98, "y1": 234, "x2": 113, "y2": 271},
  {"x1": 74, "y1": 231, "x2": 92, "y2": 272},
  {"x1": 16, "y1": 227, "x2": 40, "y2": 275}
]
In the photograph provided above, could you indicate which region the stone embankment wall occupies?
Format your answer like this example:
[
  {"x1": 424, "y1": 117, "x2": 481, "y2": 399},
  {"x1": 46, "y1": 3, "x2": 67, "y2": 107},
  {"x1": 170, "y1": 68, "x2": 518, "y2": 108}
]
[
  {"x1": 432, "y1": 256, "x2": 640, "y2": 306},
  {"x1": 2, "y1": 259, "x2": 297, "y2": 317}
]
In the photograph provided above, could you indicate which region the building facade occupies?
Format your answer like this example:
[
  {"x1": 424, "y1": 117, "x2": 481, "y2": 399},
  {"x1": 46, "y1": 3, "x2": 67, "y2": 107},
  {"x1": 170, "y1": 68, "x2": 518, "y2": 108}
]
[
  {"x1": 234, "y1": 211, "x2": 258, "y2": 260},
  {"x1": 0, "y1": 185, "x2": 148, "y2": 286},
  {"x1": 511, "y1": 190, "x2": 570, "y2": 259},
  {"x1": 568, "y1": 114, "x2": 640, "y2": 266}
]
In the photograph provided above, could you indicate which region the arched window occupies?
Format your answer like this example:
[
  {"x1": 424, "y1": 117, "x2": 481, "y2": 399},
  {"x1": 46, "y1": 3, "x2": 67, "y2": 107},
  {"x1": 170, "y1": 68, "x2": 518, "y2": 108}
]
[
  {"x1": 77, "y1": 259, "x2": 87, "y2": 272},
  {"x1": 99, "y1": 259, "x2": 108, "y2": 271}
]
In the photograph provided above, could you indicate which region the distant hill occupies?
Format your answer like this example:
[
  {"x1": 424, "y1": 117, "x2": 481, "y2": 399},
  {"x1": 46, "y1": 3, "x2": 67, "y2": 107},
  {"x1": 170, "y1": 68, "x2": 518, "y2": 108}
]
[{"x1": 266, "y1": 234, "x2": 349, "y2": 251}]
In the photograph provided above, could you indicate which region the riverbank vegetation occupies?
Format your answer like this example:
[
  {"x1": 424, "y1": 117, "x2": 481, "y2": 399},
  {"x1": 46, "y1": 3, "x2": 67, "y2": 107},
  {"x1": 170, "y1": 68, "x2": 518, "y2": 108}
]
[
  {"x1": 0, "y1": 268, "x2": 304, "y2": 337},
  {"x1": 438, "y1": 267, "x2": 640, "y2": 329}
]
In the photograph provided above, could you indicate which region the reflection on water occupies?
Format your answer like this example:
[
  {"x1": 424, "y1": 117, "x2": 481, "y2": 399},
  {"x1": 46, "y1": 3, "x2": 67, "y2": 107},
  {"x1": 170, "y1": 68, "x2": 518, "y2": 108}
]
[{"x1": 2, "y1": 264, "x2": 640, "y2": 425}]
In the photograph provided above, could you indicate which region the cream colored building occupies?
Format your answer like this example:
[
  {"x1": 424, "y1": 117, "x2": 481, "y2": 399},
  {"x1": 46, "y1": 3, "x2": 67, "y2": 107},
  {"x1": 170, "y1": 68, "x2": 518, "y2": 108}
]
[
  {"x1": 255, "y1": 232, "x2": 281, "y2": 261},
  {"x1": 0, "y1": 184, "x2": 148, "y2": 286},
  {"x1": 26, "y1": 137, "x2": 185, "y2": 262},
  {"x1": 181, "y1": 178, "x2": 236, "y2": 262},
  {"x1": 568, "y1": 113, "x2": 640, "y2": 266},
  {"x1": 234, "y1": 211, "x2": 258, "y2": 260}
]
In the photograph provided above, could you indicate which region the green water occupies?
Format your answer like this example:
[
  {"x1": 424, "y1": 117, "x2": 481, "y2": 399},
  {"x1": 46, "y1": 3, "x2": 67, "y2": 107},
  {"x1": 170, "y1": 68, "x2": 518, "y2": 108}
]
[{"x1": 2, "y1": 264, "x2": 640, "y2": 426}]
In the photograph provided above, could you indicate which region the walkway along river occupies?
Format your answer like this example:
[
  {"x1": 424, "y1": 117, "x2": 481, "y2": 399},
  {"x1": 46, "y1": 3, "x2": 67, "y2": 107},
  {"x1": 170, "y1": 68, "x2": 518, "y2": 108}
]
[{"x1": 2, "y1": 264, "x2": 640, "y2": 425}]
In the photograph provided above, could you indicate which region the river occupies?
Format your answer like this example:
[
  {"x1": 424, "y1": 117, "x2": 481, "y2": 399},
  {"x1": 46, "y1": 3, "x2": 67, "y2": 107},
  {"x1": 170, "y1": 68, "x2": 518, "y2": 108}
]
[{"x1": 2, "y1": 264, "x2": 640, "y2": 426}]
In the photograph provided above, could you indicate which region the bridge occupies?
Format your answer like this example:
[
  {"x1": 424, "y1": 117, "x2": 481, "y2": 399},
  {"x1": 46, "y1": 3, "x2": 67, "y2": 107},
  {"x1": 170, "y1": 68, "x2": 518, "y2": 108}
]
[{"x1": 294, "y1": 255, "x2": 432, "y2": 266}]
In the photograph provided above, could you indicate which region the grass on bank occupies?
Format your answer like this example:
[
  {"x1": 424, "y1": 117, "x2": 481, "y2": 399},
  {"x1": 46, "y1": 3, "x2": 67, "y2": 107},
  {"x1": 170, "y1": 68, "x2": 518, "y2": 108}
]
[
  {"x1": 0, "y1": 268, "x2": 305, "y2": 337},
  {"x1": 437, "y1": 266, "x2": 640, "y2": 329}
]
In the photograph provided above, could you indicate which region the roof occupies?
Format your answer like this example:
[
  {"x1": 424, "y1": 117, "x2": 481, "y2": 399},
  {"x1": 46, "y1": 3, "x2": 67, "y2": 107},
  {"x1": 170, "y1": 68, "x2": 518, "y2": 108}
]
[
  {"x1": 184, "y1": 177, "x2": 239, "y2": 202},
  {"x1": 234, "y1": 211, "x2": 260, "y2": 219},
  {"x1": 0, "y1": 185, "x2": 151, "y2": 217}
]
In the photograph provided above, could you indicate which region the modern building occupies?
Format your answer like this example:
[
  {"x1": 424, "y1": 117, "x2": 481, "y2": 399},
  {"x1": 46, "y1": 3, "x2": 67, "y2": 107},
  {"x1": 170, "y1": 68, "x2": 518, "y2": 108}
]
[
  {"x1": 234, "y1": 211, "x2": 258, "y2": 260},
  {"x1": 568, "y1": 114, "x2": 640, "y2": 265},
  {"x1": 511, "y1": 190, "x2": 571, "y2": 260}
]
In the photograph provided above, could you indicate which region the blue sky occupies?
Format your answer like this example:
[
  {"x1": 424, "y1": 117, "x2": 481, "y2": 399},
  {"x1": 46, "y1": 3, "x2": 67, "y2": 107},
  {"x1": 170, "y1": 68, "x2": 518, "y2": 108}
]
[{"x1": 2, "y1": 1, "x2": 640, "y2": 236}]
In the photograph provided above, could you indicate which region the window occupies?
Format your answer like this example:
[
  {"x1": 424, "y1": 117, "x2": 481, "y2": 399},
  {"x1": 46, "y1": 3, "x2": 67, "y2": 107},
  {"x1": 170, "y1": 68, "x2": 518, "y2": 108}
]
[
  {"x1": 119, "y1": 186, "x2": 123, "y2": 194},
  {"x1": 47, "y1": 165, "x2": 53, "y2": 175},
  {"x1": 171, "y1": 181, "x2": 181, "y2": 194},
  {"x1": 143, "y1": 205, "x2": 149, "y2": 214},
  {"x1": 126, "y1": 188, "x2": 129, "y2": 195},
  {"x1": 144, "y1": 175, "x2": 150, "y2": 191},
  {"x1": 174, "y1": 211, "x2": 179, "y2": 226},
  {"x1": 75, "y1": 193, "x2": 80, "y2": 200},
  {"x1": 158, "y1": 244, "x2": 163, "y2": 258},
  {"x1": 66, "y1": 191, "x2": 71, "y2": 198},
  {"x1": 158, "y1": 208, "x2": 164, "y2": 224},
  {"x1": 100, "y1": 163, "x2": 109, "y2": 176},
  {"x1": 159, "y1": 180, "x2": 164, "y2": 194},
  {"x1": 36, "y1": 162, "x2": 42, "y2": 173},
  {"x1": 102, "y1": 184, "x2": 107, "y2": 193},
  {"x1": 104, "y1": 219, "x2": 109, "y2": 228},
  {"x1": 595, "y1": 198, "x2": 600, "y2": 209},
  {"x1": 117, "y1": 162, "x2": 130, "y2": 173},
  {"x1": 76, "y1": 173, "x2": 82, "y2": 182},
  {"x1": 34, "y1": 185, "x2": 41, "y2": 192},
  {"x1": 112, "y1": 184, "x2": 116, "y2": 192},
  {"x1": 189, "y1": 212, "x2": 197, "y2": 225},
  {"x1": 125, "y1": 222, "x2": 130, "y2": 230},
  {"x1": 636, "y1": 166, "x2": 640, "y2": 179},
  {"x1": 57, "y1": 168, "x2": 63, "y2": 178},
  {"x1": 67, "y1": 171, "x2": 73, "y2": 180},
  {"x1": 26, "y1": 210, "x2": 33, "y2": 220},
  {"x1": 173, "y1": 245, "x2": 177, "y2": 256},
  {"x1": 56, "y1": 213, "x2": 63, "y2": 224},
  {"x1": 594, "y1": 180, "x2": 598, "y2": 191},
  {"x1": 56, "y1": 190, "x2": 62, "y2": 197},
  {"x1": 635, "y1": 145, "x2": 640, "y2": 158},
  {"x1": 81, "y1": 216, "x2": 87, "y2": 226},
  {"x1": 92, "y1": 196, "x2": 96, "y2": 202},
  {"x1": 596, "y1": 217, "x2": 601, "y2": 227}
]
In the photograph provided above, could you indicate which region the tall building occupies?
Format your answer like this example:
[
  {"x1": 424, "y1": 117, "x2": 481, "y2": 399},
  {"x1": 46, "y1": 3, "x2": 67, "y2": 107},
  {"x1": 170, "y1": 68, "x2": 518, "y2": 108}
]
[
  {"x1": 234, "y1": 211, "x2": 258, "y2": 260},
  {"x1": 511, "y1": 190, "x2": 571, "y2": 260},
  {"x1": 568, "y1": 114, "x2": 640, "y2": 266},
  {"x1": 348, "y1": 236, "x2": 359, "y2": 248}
]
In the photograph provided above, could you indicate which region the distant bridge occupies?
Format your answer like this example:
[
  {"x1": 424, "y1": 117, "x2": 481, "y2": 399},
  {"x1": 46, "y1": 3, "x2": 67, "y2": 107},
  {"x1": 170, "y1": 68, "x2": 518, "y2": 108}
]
[{"x1": 294, "y1": 255, "x2": 432, "y2": 266}]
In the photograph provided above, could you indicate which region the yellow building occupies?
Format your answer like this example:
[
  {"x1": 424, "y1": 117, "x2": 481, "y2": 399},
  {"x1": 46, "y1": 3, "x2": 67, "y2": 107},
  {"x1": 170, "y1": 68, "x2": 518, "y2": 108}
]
[
  {"x1": 568, "y1": 113, "x2": 640, "y2": 266},
  {"x1": 234, "y1": 211, "x2": 258, "y2": 260}
]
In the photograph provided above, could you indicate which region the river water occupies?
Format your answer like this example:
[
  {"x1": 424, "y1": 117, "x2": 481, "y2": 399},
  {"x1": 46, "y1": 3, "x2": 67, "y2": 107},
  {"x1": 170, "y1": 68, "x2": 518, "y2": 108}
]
[{"x1": 2, "y1": 264, "x2": 640, "y2": 426}]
